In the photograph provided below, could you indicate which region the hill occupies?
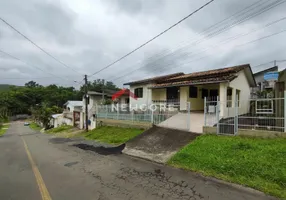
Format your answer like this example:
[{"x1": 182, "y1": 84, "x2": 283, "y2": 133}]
[{"x1": 0, "y1": 84, "x2": 15, "y2": 92}]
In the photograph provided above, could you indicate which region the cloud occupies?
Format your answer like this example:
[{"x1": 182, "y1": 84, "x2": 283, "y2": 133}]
[{"x1": 0, "y1": 0, "x2": 286, "y2": 88}]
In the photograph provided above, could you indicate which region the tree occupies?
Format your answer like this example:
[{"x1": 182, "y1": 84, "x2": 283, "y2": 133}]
[
  {"x1": 80, "y1": 79, "x2": 119, "y2": 94},
  {"x1": 0, "y1": 81, "x2": 81, "y2": 117},
  {"x1": 25, "y1": 81, "x2": 41, "y2": 88}
]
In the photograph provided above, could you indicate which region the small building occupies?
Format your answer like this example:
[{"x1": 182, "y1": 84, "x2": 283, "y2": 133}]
[{"x1": 50, "y1": 114, "x2": 63, "y2": 128}]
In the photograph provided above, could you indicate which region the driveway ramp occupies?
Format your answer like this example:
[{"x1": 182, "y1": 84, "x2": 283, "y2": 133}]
[{"x1": 123, "y1": 126, "x2": 198, "y2": 163}]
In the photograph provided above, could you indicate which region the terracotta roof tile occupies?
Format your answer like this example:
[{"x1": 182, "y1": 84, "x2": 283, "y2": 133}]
[
  {"x1": 151, "y1": 64, "x2": 251, "y2": 88},
  {"x1": 124, "y1": 72, "x2": 184, "y2": 85}
]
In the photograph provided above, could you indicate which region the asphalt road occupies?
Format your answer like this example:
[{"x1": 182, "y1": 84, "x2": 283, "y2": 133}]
[{"x1": 0, "y1": 122, "x2": 277, "y2": 200}]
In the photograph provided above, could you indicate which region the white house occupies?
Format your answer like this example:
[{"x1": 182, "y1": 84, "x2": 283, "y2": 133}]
[
  {"x1": 124, "y1": 64, "x2": 256, "y2": 118},
  {"x1": 64, "y1": 101, "x2": 83, "y2": 112},
  {"x1": 50, "y1": 114, "x2": 63, "y2": 128}
]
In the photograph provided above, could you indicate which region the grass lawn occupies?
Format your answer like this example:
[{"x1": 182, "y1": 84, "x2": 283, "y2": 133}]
[
  {"x1": 0, "y1": 124, "x2": 9, "y2": 136},
  {"x1": 168, "y1": 134, "x2": 286, "y2": 199},
  {"x1": 29, "y1": 122, "x2": 42, "y2": 131},
  {"x1": 46, "y1": 125, "x2": 74, "y2": 134},
  {"x1": 83, "y1": 126, "x2": 144, "y2": 145}
]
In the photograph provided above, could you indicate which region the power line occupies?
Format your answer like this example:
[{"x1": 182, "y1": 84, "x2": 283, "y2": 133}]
[
  {"x1": 168, "y1": 28, "x2": 286, "y2": 73},
  {"x1": 108, "y1": 0, "x2": 285, "y2": 82},
  {"x1": 88, "y1": 0, "x2": 216, "y2": 78},
  {"x1": 0, "y1": 17, "x2": 83, "y2": 75},
  {"x1": 114, "y1": 27, "x2": 286, "y2": 83},
  {"x1": 0, "y1": 49, "x2": 68, "y2": 81},
  {"x1": 110, "y1": 13, "x2": 286, "y2": 82}
]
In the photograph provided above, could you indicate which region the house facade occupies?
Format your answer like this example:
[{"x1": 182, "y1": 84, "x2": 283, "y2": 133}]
[
  {"x1": 251, "y1": 66, "x2": 278, "y2": 98},
  {"x1": 124, "y1": 64, "x2": 256, "y2": 117}
]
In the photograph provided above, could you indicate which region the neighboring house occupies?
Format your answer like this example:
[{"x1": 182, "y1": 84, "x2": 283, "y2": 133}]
[
  {"x1": 275, "y1": 68, "x2": 286, "y2": 98},
  {"x1": 64, "y1": 101, "x2": 83, "y2": 112},
  {"x1": 81, "y1": 90, "x2": 130, "y2": 130},
  {"x1": 62, "y1": 101, "x2": 83, "y2": 127},
  {"x1": 124, "y1": 64, "x2": 256, "y2": 117},
  {"x1": 251, "y1": 66, "x2": 278, "y2": 97},
  {"x1": 50, "y1": 114, "x2": 63, "y2": 128}
]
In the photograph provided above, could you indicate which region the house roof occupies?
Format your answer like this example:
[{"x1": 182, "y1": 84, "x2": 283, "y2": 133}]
[
  {"x1": 51, "y1": 114, "x2": 63, "y2": 119},
  {"x1": 87, "y1": 91, "x2": 112, "y2": 97},
  {"x1": 123, "y1": 72, "x2": 184, "y2": 85},
  {"x1": 150, "y1": 64, "x2": 256, "y2": 88},
  {"x1": 64, "y1": 101, "x2": 83, "y2": 107},
  {"x1": 253, "y1": 66, "x2": 278, "y2": 76}
]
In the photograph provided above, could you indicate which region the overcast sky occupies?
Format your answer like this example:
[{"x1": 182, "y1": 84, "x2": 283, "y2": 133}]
[{"x1": 0, "y1": 0, "x2": 286, "y2": 88}]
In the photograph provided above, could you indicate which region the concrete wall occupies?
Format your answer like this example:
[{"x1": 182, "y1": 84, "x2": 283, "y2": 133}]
[
  {"x1": 62, "y1": 117, "x2": 72, "y2": 126},
  {"x1": 203, "y1": 126, "x2": 286, "y2": 138},
  {"x1": 237, "y1": 129, "x2": 286, "y2": 138},
  {"x1": 97, "y1": 118, "x2": 152, "y2": 129},
  {"x1": 130, "y1": 84, "x2": 153, "y2": 108}
]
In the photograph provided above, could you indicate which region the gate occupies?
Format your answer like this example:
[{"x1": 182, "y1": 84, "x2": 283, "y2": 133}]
[
  {"x1": 204, "y1": 96, "x2": 285, "y2": 135},
  {"x1": 154, "y1": 101, "x2": 191, "y2": 131}
]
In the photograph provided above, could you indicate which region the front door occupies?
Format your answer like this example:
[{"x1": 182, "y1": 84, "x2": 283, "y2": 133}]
[
  {"x1": 167, "y1": 87, "x2": 179, "y2": 101},
  {"x1": 209, "y1": 89, "x2": 218, "y2": 105}
]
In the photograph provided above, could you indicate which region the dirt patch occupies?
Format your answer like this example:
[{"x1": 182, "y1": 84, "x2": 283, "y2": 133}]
[
  {"x1": 73, "y1": 143, "x2": 125, "y2": 155},
  {"x1": 123, "y1": 126, "x2": 198, "y2": 163}
]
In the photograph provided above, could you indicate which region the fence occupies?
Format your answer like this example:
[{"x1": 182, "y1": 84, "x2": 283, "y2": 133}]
[
  {"x1": 204, "y1": 96, "x2": 285, "y2": 135},
  {"x1": 96, "y1": 104, "x2": 178, "y2": 124},
  {"x1": 95, "y1": 102, "x2": 191, "y2": 131}
]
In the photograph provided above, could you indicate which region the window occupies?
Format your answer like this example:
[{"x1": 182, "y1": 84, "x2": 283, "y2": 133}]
[
  {"x1": 227, "y1": 88, "x2": 232, "y2": 96},
  {"x1": 125, "y1": 98, "x2": 130, "y2": 104},
  {"x1": 189, "y1": 86, "x2": 198, "y2": 98},
  {"x1": 134, "y1": 88, "x2": 143, "y2": 98},
  {"x1": 201, "y1": 89, "x2": 208, "y2": 99},
  {"x1": 227, "y1": 87, "x2": 232, "y2": 107}
]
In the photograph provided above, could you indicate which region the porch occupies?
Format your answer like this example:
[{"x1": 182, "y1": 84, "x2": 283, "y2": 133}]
[{"x1": 151, "y1": 83, "x2": 244, "y2": 118}]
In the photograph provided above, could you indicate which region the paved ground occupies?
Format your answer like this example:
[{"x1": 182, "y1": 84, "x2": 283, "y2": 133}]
[
  {"x1": 123, "y1": 126, "x2": 198, "y2": 163},
  {"x1": 158, "y1": 112, "x2": 205, "y2": 133},
  {"x1": 0, "y1": 122, "x2": 277, "y2": 200}
]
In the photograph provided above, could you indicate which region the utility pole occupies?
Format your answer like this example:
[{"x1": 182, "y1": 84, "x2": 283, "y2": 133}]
[
  {"x1": 274, "y1": 60, "x2": 277, "y2": 67},
  {"x1": 84, "y1": 75, "x2": 89, "y2": 132}
]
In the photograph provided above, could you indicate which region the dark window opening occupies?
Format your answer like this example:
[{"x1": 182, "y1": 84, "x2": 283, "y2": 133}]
[
  {"x1": 125, "y1": 98, "x2": 130, "y2": 104},
  {"x1": 134, "y1": 88, "x2": 143, "y2": 98},
  {"x1": 167, "y1": 87, "x2": 179, "y2": 100},
  {"x1": 202, "y1": 89, "x2": 208, "y2": 99},
  {"x1": 189, "y1": 86, "x2": 198, "y2": 98}
]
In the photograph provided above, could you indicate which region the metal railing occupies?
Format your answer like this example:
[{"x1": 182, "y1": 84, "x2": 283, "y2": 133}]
[
  {"x1": 95, "y1": 102, "x2": 187, "y2": 128},
  {"x1": 204, "y1": 96, "x2": 285, "y2": 134}
]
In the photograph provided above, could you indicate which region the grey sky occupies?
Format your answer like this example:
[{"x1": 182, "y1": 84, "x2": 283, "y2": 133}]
[{"x1": 0, "y1": 0, "x2": 286, "y2": 88}]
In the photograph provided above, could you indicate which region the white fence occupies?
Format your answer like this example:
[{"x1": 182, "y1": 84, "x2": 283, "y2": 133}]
[
  {"x1": 205, "y1": 96, "x2": 285, "y2": 134},
  {"x1": 95, "y1": 102, "x2": 191, "y2": 131}
]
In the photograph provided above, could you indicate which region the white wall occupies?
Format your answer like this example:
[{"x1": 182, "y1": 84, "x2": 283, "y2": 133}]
[
  {"x1": 66, "y1": 105, "x2": 74, "y2": 112},
  {"x1": 130, "y1": 84, "x2": 153, "y2": 108},
  {"x1": 229, "y1": 70, "x2": 251, "y2": 115},
  {"x1": 219, "y1": 70, "x2": 251, "y2": 117}
]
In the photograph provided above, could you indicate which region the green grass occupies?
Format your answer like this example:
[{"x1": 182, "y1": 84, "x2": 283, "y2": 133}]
[
  {"x1": 29, "y1": 122, "x2": 42, "y2": 131},
  {"x1": 46, "y1": 125, "x2": 74, "y2": 134},
  {"x1": 168, "y1": 134, "x2": 286, "y2": 199},
  {"x1": 83, "y1": 126, "x2": 144, "y2": 145},
  {"x1": 0, "y1": 124, "x2": 9, "y2": 136}
]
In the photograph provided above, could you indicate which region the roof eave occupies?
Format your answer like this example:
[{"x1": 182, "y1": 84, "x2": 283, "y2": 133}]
[{"x1": 149, "y1": 80, "x2": 229, "y2": 89}]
